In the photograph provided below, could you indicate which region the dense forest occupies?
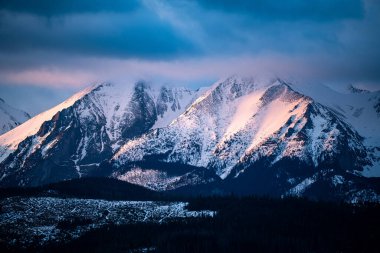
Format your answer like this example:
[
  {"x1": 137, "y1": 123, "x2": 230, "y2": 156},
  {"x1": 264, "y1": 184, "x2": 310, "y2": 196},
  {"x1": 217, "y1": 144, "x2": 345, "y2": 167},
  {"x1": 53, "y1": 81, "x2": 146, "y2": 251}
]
[
  {"x1": 0, "y1": 177, "x2": 165, "y2": 200},
  {"x1": 1, "y1": 191, "x2": 380, "y2": 253}
]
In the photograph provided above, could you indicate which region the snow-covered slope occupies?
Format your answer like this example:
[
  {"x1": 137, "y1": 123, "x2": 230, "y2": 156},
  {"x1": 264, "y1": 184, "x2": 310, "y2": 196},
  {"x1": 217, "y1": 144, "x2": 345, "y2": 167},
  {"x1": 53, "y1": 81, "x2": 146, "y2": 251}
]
[
  {"x1": 113, "y1": 76, "x2": 270, "y2": 178},
  {"x1": 114, "y1": 77, "x2": 367, "y2": 177},
  {"x1": 293, "y1": 83, "x2": 380, "y2": 176},
  {"x1": 112, "y1": 76, "x2": 376, "y2": 200},
  {"x1": 0, "y1": 86, "x2": 95, "y2": 162},
  {"x1": 0, "y1": 82, "x2": 200, "y2": 186},
  {"x1": 0, "y1": 98, "x2": 30, "y2": 135},
  {"x1": 0, "y1": 76, "x2": 379, "y2": 202}
]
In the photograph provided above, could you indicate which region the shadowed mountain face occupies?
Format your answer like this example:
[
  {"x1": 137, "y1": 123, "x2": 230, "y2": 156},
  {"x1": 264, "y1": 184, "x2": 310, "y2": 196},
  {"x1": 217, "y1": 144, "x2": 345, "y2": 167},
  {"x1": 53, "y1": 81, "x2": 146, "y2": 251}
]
[{"x1": 0, "y1": 77, "x2": 379, "y2": 202}]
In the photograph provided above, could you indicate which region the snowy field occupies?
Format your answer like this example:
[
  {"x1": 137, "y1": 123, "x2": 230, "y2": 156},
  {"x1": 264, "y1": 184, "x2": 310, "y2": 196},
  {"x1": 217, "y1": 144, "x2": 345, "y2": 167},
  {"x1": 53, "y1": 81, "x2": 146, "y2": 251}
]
[{"x1": 0, "y1": 197, "x2": 215, "y2": 247}]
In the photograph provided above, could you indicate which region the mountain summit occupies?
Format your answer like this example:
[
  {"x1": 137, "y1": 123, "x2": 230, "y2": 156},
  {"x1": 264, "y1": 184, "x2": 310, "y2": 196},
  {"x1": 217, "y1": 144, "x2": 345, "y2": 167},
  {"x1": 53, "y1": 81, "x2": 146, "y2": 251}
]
[{"x1": 0, "y1": 77, "x2": 379, "y2": 202}]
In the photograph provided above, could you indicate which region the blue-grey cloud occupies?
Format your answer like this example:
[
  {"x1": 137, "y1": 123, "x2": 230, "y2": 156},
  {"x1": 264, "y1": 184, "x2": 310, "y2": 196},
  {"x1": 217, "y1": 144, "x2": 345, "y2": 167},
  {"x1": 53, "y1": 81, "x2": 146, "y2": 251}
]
[
  {"x1": 194, "y1": 0, "x2": 364, "y2": 21},
  {"x1": 0, "y1": 0, "x2": 140, "y2": 16},
  {"x1": 0, "y1": 5, "x2": 198, "y2": 59},
  {"x1": 0, "y1": 84, "x2": 76, "y2": 116},
  {"x1": 0, "y1": 0, "x2": 379, "y2": 96}
]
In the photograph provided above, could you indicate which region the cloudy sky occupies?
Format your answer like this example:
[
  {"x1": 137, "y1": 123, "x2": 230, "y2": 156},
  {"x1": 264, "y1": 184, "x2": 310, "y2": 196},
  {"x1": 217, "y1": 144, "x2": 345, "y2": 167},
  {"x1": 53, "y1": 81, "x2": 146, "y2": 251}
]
[{"x1": 0, "y1": 0, "x2": 379, "y2": 115}]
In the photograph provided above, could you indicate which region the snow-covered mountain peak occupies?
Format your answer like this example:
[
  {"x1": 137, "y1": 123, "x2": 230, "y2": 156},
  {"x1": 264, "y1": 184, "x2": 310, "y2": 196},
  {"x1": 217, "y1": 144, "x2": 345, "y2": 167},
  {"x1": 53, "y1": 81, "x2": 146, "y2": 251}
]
[
  {"x1": 1, "y1": 77, "x2": 380, "y2": 202},
  {"x1": 213, "y1": 75, "x2": 274, "y2": 95},
  {"x1": 0, "y1": 81, "x2": 203, "y2": 186},
  {"x1": 0, "y1": 85, "x2": 97, "y2": 150},
  {"x1": 113, "y1": 80, "x2": 320, "y2": 179},
  {"x1": 259, "y1": 80, "x2": 307, "y2": 105},
  {"x1": 291, "y1": 82, "x2": 380, "y2": 175},
  {"x1": 184, "y1": 75, "x2": 273, "y2": 116},
  {"x1": 113, "y1": 77, "x2": 373, "y2": 189}
]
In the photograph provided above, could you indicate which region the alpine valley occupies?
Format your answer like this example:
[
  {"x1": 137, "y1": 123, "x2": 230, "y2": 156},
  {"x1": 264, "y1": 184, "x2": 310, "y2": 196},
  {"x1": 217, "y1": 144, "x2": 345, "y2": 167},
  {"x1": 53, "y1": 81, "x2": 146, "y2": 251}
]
[{"x1": 1, "y1": 76, "x2": 380, "y2": 203}]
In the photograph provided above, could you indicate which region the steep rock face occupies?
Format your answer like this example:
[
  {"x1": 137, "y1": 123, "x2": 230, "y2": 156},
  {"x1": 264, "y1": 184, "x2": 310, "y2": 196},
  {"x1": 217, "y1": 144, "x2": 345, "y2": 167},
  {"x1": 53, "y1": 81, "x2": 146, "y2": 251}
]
[
  {"x1": 0, "y1": 82, "x2": 198, "y2": 186},
  {"x1": 0, "y1": 98, "x2": 30, "y2": 135},
  {"x1": 120, "y1": 82, "x2": 157, "y2": 139},
  {"x1": 156, "y1": 86, "x2": 182, "y2": 117}
]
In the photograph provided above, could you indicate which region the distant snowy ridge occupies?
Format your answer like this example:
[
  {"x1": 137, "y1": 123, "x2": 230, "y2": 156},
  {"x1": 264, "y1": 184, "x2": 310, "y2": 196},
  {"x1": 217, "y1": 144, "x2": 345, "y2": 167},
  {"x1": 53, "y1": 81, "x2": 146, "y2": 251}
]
[
  {"x1": 347, "y1": 84, "x2": 370, "y2": 94},
  {"x1": 293, "y1": 83, "x2": 380, "y2": 177},
  {"x1": 0, "y1": 97, "x2": 30, "y2": 135}
]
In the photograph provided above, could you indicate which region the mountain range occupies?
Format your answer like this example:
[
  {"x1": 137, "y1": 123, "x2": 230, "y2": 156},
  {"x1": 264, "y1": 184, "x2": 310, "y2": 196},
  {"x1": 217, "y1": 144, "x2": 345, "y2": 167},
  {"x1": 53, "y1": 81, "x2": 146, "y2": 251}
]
[{"x1": 0, "y1": 76, "x2": 379, "y2": 202}]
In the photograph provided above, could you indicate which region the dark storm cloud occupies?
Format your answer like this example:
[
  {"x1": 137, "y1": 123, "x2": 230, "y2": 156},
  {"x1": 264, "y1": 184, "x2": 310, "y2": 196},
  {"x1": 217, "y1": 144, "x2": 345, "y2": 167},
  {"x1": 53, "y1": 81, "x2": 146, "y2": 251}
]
[
  {"x1": 0, "y1": 0, "x2": 371, "y2": 61},
  {"x1": 195, "y1": 0, "x2": 364, "y2": 21},
  {"x1": 0, "y1": 0, "x2": 140, "y2": 16},
  {"x1": 0, "y1": 0, "x2": 379, "y2": 95},
  {"x1": 0, "y1": 10, "x2": 196, "y2": 59}
]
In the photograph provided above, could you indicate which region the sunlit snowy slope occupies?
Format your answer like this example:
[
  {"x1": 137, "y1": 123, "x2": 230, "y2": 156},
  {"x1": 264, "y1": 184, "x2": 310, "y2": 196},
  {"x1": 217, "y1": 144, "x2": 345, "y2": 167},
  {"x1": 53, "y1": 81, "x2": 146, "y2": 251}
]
[{"x1": 0, "y1": 76, "x2": 379, "y2": 202}]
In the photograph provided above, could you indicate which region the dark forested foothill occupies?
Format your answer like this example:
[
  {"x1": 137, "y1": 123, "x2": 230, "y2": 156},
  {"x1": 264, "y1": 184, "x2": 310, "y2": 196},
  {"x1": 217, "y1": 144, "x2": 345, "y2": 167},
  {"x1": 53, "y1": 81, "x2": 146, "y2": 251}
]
[
  {"x1": 1, "y1": 195, "x2": 380, "y2": 253},
  {"x1": 0, "y1": 177, "x2": 164, "y2": 201}
]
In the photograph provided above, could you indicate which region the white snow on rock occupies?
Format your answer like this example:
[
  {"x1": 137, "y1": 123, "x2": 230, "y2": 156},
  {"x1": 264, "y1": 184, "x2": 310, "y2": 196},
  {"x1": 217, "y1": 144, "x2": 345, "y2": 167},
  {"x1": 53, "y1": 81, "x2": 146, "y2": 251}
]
[
  {"x1": 114, "y1": 167, "x2": 182, "y2": 191},
  {"x1": 0, "y1": 85, "x2": 96, "y2": 162},
  {"x1": 294, "y1": 83, "x2": 380, "y2": 177},
  {"x1": 114, "y1": 76, "x2": 366, "y2": 181},
  {"x1": 0, "y1": 75, "x2": 378, "y2": 194},
  {"x1": 114, "y1": 76, "x2": 275, "y2": 178},
  {"x1": 287, "y1": 175, "x2": 317, "y2": 197},
  {"x1": 0, "y1": 82, "x2": 200, "y2": 165}
]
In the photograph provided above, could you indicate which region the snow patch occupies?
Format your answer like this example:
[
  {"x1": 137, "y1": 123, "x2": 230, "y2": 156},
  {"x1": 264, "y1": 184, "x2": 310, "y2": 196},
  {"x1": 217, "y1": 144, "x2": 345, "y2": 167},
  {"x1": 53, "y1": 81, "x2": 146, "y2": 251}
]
[
  {"x1": 115, "y1": 168, "x2": 182, "y2": 191},
  {"x1": 288, "y1": 175, "x2": 317, "y2": 196}
]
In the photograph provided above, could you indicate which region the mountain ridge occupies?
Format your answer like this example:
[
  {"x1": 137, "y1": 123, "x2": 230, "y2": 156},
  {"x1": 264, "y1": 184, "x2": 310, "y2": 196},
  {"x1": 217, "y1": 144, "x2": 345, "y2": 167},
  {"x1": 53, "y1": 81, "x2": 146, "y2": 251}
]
[
  {"x1": 0, "y1": 82, "x2": 201, "y2": 186},
  {"x1": 0, "y1": 76, "x2": 379, "y2": 202}
]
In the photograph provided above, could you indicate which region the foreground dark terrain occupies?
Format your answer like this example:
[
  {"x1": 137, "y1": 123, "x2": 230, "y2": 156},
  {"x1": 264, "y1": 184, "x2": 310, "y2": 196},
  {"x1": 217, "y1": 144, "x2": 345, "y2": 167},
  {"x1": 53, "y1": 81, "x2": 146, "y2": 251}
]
[{"x1": 0, "y1": 178, "x2": 379, "y2": 253}]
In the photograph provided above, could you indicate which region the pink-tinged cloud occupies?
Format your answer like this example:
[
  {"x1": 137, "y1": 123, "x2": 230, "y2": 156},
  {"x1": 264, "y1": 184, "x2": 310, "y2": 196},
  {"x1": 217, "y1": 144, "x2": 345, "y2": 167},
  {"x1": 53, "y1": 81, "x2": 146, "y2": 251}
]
[
  {"x1": 2, "y1": 69, "x2": 96, "y2": 88},
  {"x1": 0, "y1": 53, "x2": 378, "y2": 90}
]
